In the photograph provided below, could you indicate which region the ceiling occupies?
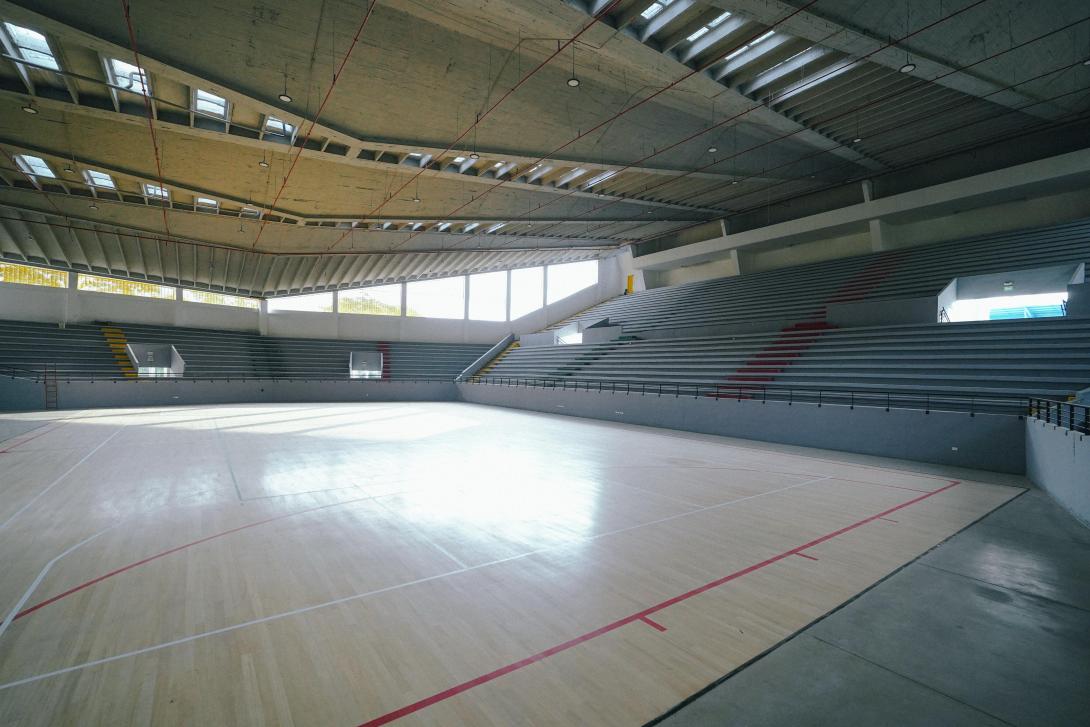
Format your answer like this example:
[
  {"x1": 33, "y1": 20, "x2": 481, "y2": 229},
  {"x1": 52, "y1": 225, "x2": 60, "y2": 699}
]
[{"x1": 0, "y1": 0, "x2": 1087, "y2": 296}]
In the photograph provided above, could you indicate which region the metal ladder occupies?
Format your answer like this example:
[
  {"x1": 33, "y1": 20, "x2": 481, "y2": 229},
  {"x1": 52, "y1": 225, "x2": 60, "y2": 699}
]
[{"x1": 43, "y1": 362, "x2": 59, "y2": 410}]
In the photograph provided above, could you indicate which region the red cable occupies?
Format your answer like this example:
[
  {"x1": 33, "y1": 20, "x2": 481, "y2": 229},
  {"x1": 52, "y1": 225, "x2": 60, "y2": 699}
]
[
  {"x1": 251, "y1": 0, "x2": 378, "y2": 249},
  {"x1": 360, "y1": 0, "x2": 626, "y2": 223},
  {"x1": 490, "y1": 0, "x2": 994, "y2": 244},
  {"x1": 120, "y1": 0, "x2": 171, "y2": 238},
  {"x1": 383, "y1": 0, "x2": 824, "y2": 251}
]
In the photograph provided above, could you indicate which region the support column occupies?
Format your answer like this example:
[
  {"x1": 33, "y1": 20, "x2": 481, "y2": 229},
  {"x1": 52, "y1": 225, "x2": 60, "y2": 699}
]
[{"x1": 258, "y1": 299, "x2": 269, "y2": 336}]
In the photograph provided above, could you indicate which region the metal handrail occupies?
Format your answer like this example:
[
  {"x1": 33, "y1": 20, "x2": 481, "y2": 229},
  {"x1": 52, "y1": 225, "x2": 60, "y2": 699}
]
[
  {"x1": 0, "y1": 366, "x2": 455, "y2": 385},
  {"x1": 1029, "y1": 397, "x2": 1090, "y2": 434},
  {"x1": 464, "y1": 375, "x2": 1033, "y2": 416}
]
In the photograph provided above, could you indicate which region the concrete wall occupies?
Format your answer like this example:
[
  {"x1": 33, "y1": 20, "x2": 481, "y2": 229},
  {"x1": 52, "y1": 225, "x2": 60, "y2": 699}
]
[
  {"x1": 458, "y1": 383, "x2": 1026, "y2": 474},
  {"x1": 1026, "y1": 418, "x2": 1090, "y2": 527},
  {"x1": 826, "y1": 296, "x2": 939, "y2": 328},
  {"x1": 0, "y1": 376, "x2": 457, "y2": 411}
]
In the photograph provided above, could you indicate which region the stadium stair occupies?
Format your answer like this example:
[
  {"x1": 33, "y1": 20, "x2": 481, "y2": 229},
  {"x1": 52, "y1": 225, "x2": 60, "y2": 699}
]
[
  {"x1": 99, "y1": 325, "x2": 137, "y2": 378},
  {"x1": 727, "y1": 321, "x2": 838, "y2": 384},
  {"x1": 477, "y1": 340, "x2": 520, "y2": 377}
]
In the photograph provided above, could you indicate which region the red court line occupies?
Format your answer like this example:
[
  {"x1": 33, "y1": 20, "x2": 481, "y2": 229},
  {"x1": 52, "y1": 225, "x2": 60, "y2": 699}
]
[
  {"x1": 640, "y1": 616, "x2": 668, "y2": 632},
  {"x1": 794, "y1": 552, "x2": 819, "y2": 561},
  {"x1": 13, "y1": 495, "x2": 378, "y2": 621},
  {"x1": 356, "y1": 480, "x2": 960, "y2": 726},
  {"x1": 0, "y1": 421, "x2": 67, "y2": 454}
]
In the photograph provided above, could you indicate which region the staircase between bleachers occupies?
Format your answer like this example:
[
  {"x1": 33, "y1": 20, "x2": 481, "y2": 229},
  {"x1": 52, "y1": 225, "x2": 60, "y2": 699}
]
[
  {"x1": 476, "y1": 340, "x2": 520, "y2": 377},
  {"x1": 813, "y1": 249, "x2": 911, "y2": 320},
  {"x1": 100, "y1": 325, "x2": 137, "y2": 378},
  {"x1": 724, "y1": 321, "x2": 837, "y2": 389}
]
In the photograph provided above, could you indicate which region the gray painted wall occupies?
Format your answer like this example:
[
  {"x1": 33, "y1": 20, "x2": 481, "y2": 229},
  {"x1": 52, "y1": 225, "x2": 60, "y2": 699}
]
[
  {"x1": 826, "y1": 296, "x2": 939, "y2": 328},
  {"x1": 1026, "y1": 418, "x2": 1090, "y2": 527},
  {"x1": 458, "y1": 382, "x2": 1026, "y2": 474}
]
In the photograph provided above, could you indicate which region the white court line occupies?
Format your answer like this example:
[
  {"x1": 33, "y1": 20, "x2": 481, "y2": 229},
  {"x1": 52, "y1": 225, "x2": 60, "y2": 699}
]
[
  {"x1": 372, "y1": 497, "x2": 469, "y2": 570},
  {"x1": 0, "y1": 525, "x2": 117, "y2": 641},
  {"x1": 0, "y1": 425, "x2": 125, "y2": 531},
  {"x1": 0, "y1": 474, "x2": 830, "y2": 691}
]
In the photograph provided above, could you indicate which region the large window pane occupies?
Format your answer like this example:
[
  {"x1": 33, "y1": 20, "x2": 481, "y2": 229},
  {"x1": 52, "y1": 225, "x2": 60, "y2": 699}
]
[
  {"x1": 78, "y1": 273, "x2": 174, "y2": 299},
  {"x1": 182, "y1": 289, "x2": 259, "y2": 309},
  {"x1": 340, "y1": 284, "x2": 402, "y2": 316},
  {"x1": 509, "y1": 266, "x2": 543, "y2": 320},
  {"x1": 469, "y1": 271, "x2": 507, "y2": 321},
  {"x1": 406, "y1": 276, "x2": 465, "y2": 319},
  {"x1": 0, "y1": 261, "x2": 67, "y2": 288},
  {"x1": 547, "y1": 260, "x2": 598, "y2": 304},
  {"x1": 266, "y1": 291, "x2": 333, "y2": 313}
]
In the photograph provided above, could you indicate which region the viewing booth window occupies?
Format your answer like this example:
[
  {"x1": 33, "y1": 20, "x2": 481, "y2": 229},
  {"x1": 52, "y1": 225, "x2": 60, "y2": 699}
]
[
  {"x1": 939, "y1": 264, "x2": 1081, "y2": 323},
  {"x1": 126, "y1": 343, "x2": 185, "y2": 378},
  {"x1": 349, "y1": 351, "x2": 383, "y2": 379}
]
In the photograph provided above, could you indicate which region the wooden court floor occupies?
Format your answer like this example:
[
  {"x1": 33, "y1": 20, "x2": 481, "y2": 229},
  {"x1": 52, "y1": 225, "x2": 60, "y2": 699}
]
[{"x1": 0, "y1": 402, "x2": 1021, "y2": 726}]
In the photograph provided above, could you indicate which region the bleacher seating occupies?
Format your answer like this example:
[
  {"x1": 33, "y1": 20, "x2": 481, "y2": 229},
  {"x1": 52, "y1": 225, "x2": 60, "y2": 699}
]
[
  {"x1": 555, "y1": 218, "x2": 1090, "y2": 334},
  {"x1": 0, "y1": 319, "x2": 489, "y2": 381},
  {"x1": 483, "y1": 318, "x2": 1090, "y2": 406}
]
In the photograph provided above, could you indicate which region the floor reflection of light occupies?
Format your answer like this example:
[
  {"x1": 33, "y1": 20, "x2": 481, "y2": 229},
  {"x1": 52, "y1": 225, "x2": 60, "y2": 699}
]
[{"x1": 391, "y1": 473, "x2": 601, "y2": 544}]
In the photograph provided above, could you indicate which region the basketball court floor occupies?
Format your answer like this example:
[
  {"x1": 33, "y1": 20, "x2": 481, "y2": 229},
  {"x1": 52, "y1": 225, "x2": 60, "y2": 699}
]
[{"x1": 0, "y1": 402, "x2": 1021, "y2": 725}]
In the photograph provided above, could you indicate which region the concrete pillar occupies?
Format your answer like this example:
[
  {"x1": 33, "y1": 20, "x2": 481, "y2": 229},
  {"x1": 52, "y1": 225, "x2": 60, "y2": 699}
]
[
  {"x1": 729, "y1": 248, "x2": 744, "y2": 276},
  {"x1": 258, "y1": 299, "x2": 269, "y2": 336},
  {"x1": 869, "y1": 218, "x2": 893, "y2": 252}
]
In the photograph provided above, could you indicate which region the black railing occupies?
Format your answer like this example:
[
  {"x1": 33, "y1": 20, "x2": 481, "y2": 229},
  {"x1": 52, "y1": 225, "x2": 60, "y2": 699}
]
[
  {"x1": 1030, "y1": 397, "x2": 1090, "y2": 434},
  {"x1": 464, "y1": 375, "x2": 1032, "y2": 416},
  {"x1": 0, "y1": 366, "x2": 455, "y2": 385}
]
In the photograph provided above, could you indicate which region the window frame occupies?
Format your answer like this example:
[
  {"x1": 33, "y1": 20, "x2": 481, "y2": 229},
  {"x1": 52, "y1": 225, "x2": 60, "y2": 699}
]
[
  {"x1": 193, "y1": 88, "x2": 229, "y2": 120},
  {"x1": 107, "y1": 57, "x2": 150, "y2": 96},
  {"x1": 13, "y1": 153, "x2": 55, "y2": 179},
  {"x1": 2, "y1": 22, "x2": 59, "y2": 71},
  {"x1": 83, "y1": 169, "x2": 116, "y2": 189}
]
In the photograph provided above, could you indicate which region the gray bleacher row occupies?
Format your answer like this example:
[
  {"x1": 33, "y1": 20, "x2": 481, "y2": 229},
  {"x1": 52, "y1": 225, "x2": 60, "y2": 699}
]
[
  {"x1": 0, "y1": 319, "x2": 490, "y2": 380},
  {"x1": 484, "y1": 318, "x2": 1090, "y2": 404},
  {"x1": 553, "y1": 218, "x2": 1090, "y2": 334}
]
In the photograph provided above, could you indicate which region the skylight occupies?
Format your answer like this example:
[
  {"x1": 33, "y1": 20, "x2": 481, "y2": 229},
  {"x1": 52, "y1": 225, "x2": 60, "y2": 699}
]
[
  {"x1": 463, "y1": 222, "x2": 480, "y2": 232},
  {"x1": 143, "y1": 183, "x2": 169, "y2": 200},
  {"x1": 14, "y1": 154, "x2": 54, "y2": 178},
  {"x1": 452, "y1": 156, "x2": 466, "y2": 163},
  {"x1": 240, "y1": 207, "x2": 261, "y2": 218},
  {"x1": 583, "y1": 170, "x2": 618, "y2": 188},
  {"x1": 194, "y1": 89, "x2": 228, "y2": 119},
  {"x1": 640, "y1": 0, "x2": 675, "y2": 21},
  {"x1": 263, "y1": 115, "x2": 294, "y2": 137},
  {"x1": 708, "y1": 11, "x2": 732, "y2": 27},
  {"x1": 485, "y1": 222, "x2": 506, "y2": 233},
  {"x1": 83, "y1": 169, "x2": 115, "y2": 189},
  {"x1": 195, "y1": 196, "x2": 219, "y2": 212},
  {"x1": 686, "y1": 27, "x2": 709, "y2": 42},
  {"x1": 109, "y1": 58, "x2": 150, "y2": 95},
  {"x1": 722, "y1": 31, "x2": 776, "y2": 63},
  {"x1": 3, "y1": 22, "x2": 59, "y2": 71}
]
